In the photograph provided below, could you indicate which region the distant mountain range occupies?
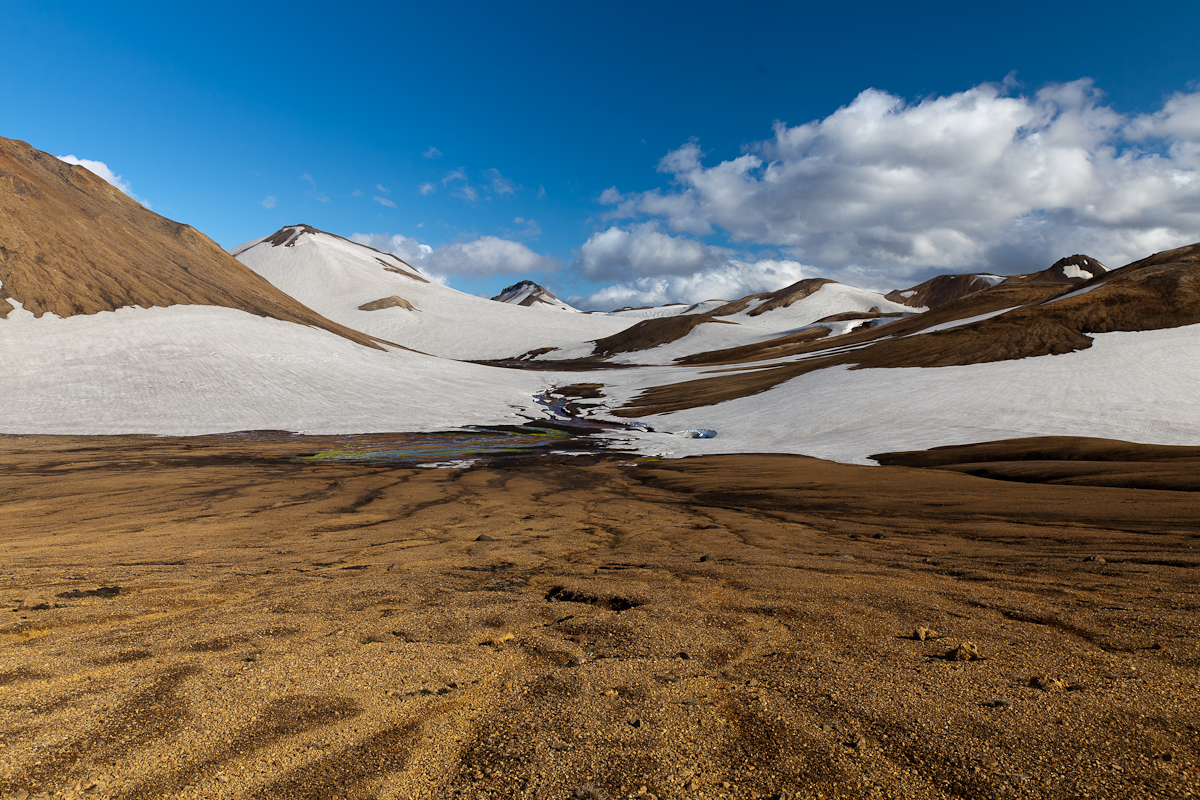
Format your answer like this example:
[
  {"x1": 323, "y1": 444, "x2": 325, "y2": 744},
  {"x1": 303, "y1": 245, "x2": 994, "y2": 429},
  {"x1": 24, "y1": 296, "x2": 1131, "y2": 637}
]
[{"x1": 3, "y1": 135, "x2": 1199, "y2": 462}]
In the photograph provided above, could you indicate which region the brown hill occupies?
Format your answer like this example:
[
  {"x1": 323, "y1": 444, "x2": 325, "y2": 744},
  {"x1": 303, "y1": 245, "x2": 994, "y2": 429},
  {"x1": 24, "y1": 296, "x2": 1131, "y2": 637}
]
[
  {"x1": 885, "y1": 255, "x2": 1107, "y2": 310},
  {"x1": 885, "y1": 273, "x2": 1004, "y2": 309},
  {"x1": 618, "y1": 249, "x2": 1200, "y2": 416},
  {"x1": 709, "y1": 278, "x2": 835, "y2": 317},
  {"x1": 0, "y1": 138, "x2": 383, "y2": 349}
]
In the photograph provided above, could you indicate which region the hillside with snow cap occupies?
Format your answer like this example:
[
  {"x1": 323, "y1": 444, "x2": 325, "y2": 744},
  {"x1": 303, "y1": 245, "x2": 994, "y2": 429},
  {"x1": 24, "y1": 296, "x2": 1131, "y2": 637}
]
[
  {"x1": 491, "y1": 280, "x2": 579, "y2": 312},
  {"x1": 233, "y1": 226, "x2": 632, "y2": 360}
]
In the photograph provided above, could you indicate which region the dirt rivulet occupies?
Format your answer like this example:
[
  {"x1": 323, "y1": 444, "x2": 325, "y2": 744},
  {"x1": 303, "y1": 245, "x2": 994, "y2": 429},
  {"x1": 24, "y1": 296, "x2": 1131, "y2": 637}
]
[{"x1": 0, "y1": 436, "x2": 1197, "y2": 800}]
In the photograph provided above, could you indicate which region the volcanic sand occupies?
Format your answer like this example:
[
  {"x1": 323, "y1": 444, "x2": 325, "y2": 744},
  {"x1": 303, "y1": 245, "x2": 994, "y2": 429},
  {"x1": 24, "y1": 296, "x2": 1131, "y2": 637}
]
[{"x1": 0, "y1": 436, "x2": 1197, "y2": 800}]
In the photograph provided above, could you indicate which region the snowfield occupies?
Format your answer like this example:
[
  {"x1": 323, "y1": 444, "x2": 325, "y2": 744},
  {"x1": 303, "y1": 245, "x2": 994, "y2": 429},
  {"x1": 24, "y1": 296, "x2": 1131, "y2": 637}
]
[
  {"x1": 0, "y1": 302, "x2": 551, "y2": 435},
  {"x1": 592, "y1": 323, "x2": 1200, "y2": 463}
]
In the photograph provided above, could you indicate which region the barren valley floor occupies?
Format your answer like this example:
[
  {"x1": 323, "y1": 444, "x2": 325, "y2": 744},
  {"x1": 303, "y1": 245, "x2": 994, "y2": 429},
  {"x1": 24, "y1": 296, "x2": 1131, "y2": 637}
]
[{"x1": 0, "y1": 436, "x2": 1197, "y2": 800}]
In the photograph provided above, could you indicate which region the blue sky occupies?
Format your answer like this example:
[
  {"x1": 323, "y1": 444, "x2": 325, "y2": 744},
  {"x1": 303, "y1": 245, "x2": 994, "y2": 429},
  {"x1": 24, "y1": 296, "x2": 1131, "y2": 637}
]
[{"x1": 3, "y1": 1, "x2": 1199, "y2": 309}]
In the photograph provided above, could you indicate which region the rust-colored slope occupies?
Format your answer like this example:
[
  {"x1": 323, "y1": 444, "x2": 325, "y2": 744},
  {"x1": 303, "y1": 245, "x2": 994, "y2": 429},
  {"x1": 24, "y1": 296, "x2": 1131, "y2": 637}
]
[
  {"x1": 590, "y1": 314, "x2": 736, "y2": 357},
  {"x1": 709, "y1": 278, "x2": 835, "y2": 317},
  {"x1": 0, "y1": 138, "x2": 384, "y2": 349}
]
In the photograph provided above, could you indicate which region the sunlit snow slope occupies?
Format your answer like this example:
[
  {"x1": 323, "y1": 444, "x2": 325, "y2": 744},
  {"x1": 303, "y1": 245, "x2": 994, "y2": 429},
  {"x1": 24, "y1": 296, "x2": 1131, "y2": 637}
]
[{"x1": 233, "y1": 227, "x2": 632, "y2": 360}]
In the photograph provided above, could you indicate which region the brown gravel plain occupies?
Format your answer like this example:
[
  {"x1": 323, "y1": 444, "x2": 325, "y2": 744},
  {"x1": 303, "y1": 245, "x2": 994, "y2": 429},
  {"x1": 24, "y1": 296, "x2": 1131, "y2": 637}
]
[{"x1": 1, "y1": 434, "x2": 1197, "y2": 800}]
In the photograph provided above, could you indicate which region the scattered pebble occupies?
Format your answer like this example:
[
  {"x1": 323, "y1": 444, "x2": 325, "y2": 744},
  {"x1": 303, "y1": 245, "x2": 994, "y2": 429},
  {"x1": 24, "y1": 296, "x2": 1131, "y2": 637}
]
[
  {"x1": 947, "y1": 641, "x2": 981, "y2": 661},
  {"x1": 1084, "y1": 555, "x2": 1107, "y2": 564},
  {"x1": 914, "y1": 626, "x2": 939, "y2": 641},
  {"x1": 1029, "y1": 675, "x2": 1065, "y2": 691}
]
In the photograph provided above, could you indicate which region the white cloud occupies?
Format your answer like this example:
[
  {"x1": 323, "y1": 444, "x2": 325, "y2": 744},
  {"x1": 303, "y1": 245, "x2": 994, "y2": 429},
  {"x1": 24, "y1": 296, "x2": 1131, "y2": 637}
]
[
  {"x1": 262, "y1": 195, "x2": 277, "y2": 209},
  {"x1": 574, "y1": 223, "x2": 807, "y2": 308},
  {"x1": 508, "y1": 217, "x2": 542, "y2": 238},
  {"x1": 485, "y1": 168, "x2": 516, "y2": 196},
  {"x1": 616, "y1": 79, "x2": 1200, "y2": 278},
  {"x1": 373, "y1": 196, "x2": 396, "y2": 208},
  {"x1": 350, "y1": 232, "x2": 554, "y2": 279},
  {"x1": 57, "y1": 155, "x2": 149, "y2": 208},
  {"x1": 418, "y1": 182, "x2": 436, "y2": 195},
  {"x1": 376, "y1": 183, "x2": 390, "y2": 193},
  {"x1": 442, "y1": 168, "x2": 478, "y2": 202},
  {"x1": 422, "y1": 146, "x2": 442, "y2": 159},
  {"x1": 352, "y1": 189, "x2": 364, "y2": 197}
]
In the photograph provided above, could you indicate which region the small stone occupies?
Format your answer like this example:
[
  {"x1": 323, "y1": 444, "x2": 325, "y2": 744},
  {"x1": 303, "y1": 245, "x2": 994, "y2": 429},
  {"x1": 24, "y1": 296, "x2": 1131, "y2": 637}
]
[
  {"x1": 18, "y1": 597, "x2": 50, "y2": 611},
  {"x1": 983, "y1": 697, "x2": 1014, "y2": 708},
  {"x1": 685, "y1": 780, "x2": 699, "y2": 790},
  {"x1": 475, "y1": 534, "x2": 497, "y2": 542},
  {"x1": 630, "y1": 718, "x2": 644, "y2": 728},
  {"x1": 947, "y1": 641, "x2": 981, "y2": 661},
  {"x1": 820, "y1": 723, "x2": 835, "y2": 733},
  {"x1": 1084, "y1": 555, "x2": 1107, "y2": 564},
  {"x1": 853, "y1": 735, "x2": 868, "y2": 751},
  {"x1": 914, "y1": 626, "x2": 939, "y2": 641},
  {"x1": 698, "y1": 555, "x2": 710, "y2": 562},
  {"x1": 1029, "y1": 675, "x2": 1065, "y2": 691},
  {"x1": 484, "y1": 632, "x2": 515, "y2": 646},
  {"x1": 603, "y1": 689, "x2": 618, "y2": 697},
  {"x1": 13, "y1": 790, "x2": 30, "y2": 800},
  {"x1": 677, "y1": 651, "x2": 691, "y2": 660},
  {"x1": 551, "y1": 739, "x2": 570, "y2": 751},
  {"x1": 566, "y1": 655, "x2": 587, "y2": 667},
  {"x1": 573, "y1": 781, "x2": 608, "y2": 799},
  {"x1": 873, "y1": 532, "x2": 885, "y2": 539}
]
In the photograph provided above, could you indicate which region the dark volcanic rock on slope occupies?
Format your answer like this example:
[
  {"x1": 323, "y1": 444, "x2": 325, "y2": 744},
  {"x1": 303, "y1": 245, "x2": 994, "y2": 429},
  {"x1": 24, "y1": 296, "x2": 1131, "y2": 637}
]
[{"x1": 0, "y1": 138, "x2": 383, "y2": 349}]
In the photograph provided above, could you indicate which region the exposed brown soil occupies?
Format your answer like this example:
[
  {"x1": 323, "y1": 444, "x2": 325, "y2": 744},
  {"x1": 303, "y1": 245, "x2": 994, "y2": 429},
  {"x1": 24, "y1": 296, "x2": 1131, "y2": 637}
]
[
  {"x1": 0, "y1": 436, "x2": 1196, "y2": 800},
  {"x1": 591, "y1": 315, "x2": 737, "y2": 358},
  {"x1": 710, "y1": 279, "x2": 835, "y2": 318},
  {"x1": 873, "y1": 436, "x2": 1200, "y2": 492},
  {"x1": 358, "y1": 296, "x2": 416, "y2": 312},
  {"x1": 885, "y1": 274, "x2": 1006, "y2": 310},
  {"x1": 0, "y1": 139, "x2": 385, "y2": 350}
]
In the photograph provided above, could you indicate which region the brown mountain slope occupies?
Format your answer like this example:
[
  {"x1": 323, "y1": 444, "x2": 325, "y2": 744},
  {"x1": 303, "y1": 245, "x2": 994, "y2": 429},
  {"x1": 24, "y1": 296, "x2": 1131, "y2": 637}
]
[{"x1": 0, "y1": 138, "x2": 384, "y2": 349}]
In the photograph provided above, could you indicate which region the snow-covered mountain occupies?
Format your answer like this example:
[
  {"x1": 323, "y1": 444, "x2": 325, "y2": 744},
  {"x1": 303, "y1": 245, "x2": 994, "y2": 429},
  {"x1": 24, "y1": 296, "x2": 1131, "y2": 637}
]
[
  {"x1": 0, "y1": 139, "x2": 548, "y2": 435},
  {"x1": 3, "y1": 134, "x2": 1200, "y2": 464},
  {"x1": 233, "y1": 226, "x2": 630, "y2": 360},
  {"x1": 491, "y1": 280, "x2": 578, "y2": 312}
]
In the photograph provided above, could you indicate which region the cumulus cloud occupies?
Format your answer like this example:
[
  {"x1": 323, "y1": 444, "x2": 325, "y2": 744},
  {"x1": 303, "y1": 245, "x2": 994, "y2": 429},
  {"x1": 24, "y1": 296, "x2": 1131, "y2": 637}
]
[
  {"x1": 418, "y1": 182, "x2": 436, "y2": 195},
  {"x1": 613, "y1": 79, "x2": 1200, "y2": 280},
  {"x1": 573, "y1": 223, "x2": 808, "y2": 308},
  {"x1": 422, "y1": 146, "x2": 442, "y2": 159},
  {"x1": 57, "y1": 155, "x2": 149, "y2": 207},
  {"x1": 373, "y1": 196, "x2": 396, "y2": 208},
  {"x1": 262, "y1": 195, "x2": 277, "y2": 209},
  {"x1": 350, "y1": 232, "x2": 555, "y2": 280}
]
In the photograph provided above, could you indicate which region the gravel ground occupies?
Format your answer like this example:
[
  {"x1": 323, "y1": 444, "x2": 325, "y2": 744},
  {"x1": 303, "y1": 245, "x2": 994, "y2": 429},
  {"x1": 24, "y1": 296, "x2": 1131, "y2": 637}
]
[{"x1": 0, "y1": 436, "x2": 1197, "y2": 800}]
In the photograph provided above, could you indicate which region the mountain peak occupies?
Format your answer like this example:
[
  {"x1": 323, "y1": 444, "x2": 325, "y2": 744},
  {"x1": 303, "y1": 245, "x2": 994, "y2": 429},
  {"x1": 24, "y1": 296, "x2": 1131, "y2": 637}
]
[{"x1": 491, "y1": 280, "x2": 578, "y2": 312}]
